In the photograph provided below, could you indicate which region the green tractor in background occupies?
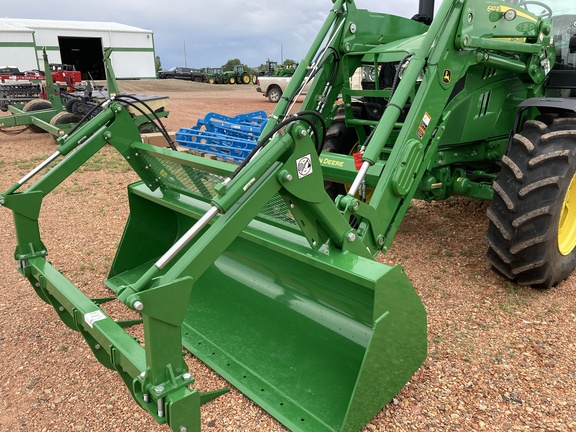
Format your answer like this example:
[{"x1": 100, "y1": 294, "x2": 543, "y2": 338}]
[
  {"x1": 256, "y1": 59, "x2": 299, "y2": 78},
  {"x1": 219, "y1": 65, "x2": 252, "y2": 84},
  {"x1": 203, "y1": 67, "x2": 223, "y2": 84}
]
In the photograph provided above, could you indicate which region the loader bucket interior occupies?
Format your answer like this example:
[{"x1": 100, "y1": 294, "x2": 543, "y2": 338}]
[{"x1": 104, "y1": 144, "x2": 427, "y2": 432}]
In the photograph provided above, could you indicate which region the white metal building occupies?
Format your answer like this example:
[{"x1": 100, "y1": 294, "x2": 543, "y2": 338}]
[{"x1": 0, "y1": 18, "x2": 156, "y2": 79}]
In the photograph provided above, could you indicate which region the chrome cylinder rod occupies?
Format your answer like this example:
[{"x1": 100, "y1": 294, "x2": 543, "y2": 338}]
[{"x1": 155, "y1": 206, "x2": 220, "y2": 270}]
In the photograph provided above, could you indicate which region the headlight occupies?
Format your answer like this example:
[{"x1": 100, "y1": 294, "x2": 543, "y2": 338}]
[
  {"x1": 361, "y1": 65, "x2": 375, "y2": 82},
  {"x1": 397, "y1": 58, "x2": 425, "y2": 82}
]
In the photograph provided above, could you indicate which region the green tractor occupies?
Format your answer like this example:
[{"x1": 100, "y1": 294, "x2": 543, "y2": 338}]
[
  {"x1": 1, "y1": 0, "x2": 576, "y2": 432},
  {"x1": 219, "y1": 65, "x2": 252, "y2": 84},
  {"x1": 258, "y1": 59, "x2": 298, "y2": 77},
  {"x1": 203, "y1": 67, "x2": 223, "y2": 84}
]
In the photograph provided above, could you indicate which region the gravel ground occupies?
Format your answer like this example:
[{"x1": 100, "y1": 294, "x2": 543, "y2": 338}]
[{"x1": 0, "y1": 80, "x2": 575, "y2": 432}]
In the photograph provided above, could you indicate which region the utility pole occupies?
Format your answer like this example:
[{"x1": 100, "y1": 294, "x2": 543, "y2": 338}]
[
  {"x1": 184, "y1": 40, "x2": 188, "y2": 67},
  {"x1": 281, "y1": 44, "x2": 283, "y2": 64}
]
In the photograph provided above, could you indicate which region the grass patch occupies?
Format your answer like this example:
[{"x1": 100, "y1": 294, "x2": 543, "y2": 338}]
[
  {"x1": 14, "y1": 155, "x2": 46, "y2": 171},
  {"x1": 78, "y1": 151, "x2": 131, "y2": 173},
  {"x1": 26, "y1": 377, "x2": 40, "y2": 389},
  {"x1": 498, "y1": 282, "x2": 529, "y2": 313}
]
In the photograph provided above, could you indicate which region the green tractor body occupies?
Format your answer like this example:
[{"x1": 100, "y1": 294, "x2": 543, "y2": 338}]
[
  {"x1": 2, "y1": 0, "x2": 576, "y2": 432},
  {"x1": 257, "y1": 59, "x2": 298, "y2": 79},
  {"x1": 203, "y1": 67, "x2": 223, "y2": 83},
  {"x1": 219, "y1": 65, "x2": 252, "y2": 84}
]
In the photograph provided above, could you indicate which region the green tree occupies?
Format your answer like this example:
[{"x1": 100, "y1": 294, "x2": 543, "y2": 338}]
[
  {"x1": 283, "y1": 59, "x2": 296, "y2": 66},
  {"x1": 155, "y1": 56, "x2": 162, "y2": 73},
  {"x1": 221, "y1": 58, "x2": 242, "y2": 72}
]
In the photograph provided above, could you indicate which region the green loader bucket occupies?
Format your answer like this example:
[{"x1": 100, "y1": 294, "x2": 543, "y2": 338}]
[
  {"x1": 2, "y1": 100, "x2": 427, "y2": 431},
  {"x1": 104, "y1": 146, "x2": 427, "y2": 432}
]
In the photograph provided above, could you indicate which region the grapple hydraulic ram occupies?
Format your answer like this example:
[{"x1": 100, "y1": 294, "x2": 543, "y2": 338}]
[{"x1": 2, "y1": 0, "x2": 576, "y2": 431}]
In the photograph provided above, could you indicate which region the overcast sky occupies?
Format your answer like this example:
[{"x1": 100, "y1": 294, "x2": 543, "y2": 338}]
[{"x1": 2, "y1": 0, "x2": 426, "y2": 70}]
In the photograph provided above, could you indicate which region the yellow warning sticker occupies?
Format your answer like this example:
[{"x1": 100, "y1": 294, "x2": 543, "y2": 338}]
[{"x1": 417, "y1": 112, "x2": 431, "y2": 139}]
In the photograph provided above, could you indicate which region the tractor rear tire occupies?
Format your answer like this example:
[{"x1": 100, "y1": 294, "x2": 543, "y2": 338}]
[
  {"x1": 486, "y1": 114, "x2": 576, "y2": 288},
  {"x1": 252, "y1": 74, "x2": 258, "y2": 85},
  {"x1": 322, "y1": 119, "x2": 359, "y2": 200},
  {"x1": 321, "y1": 106, "x2": 366, "y2": 200},
  {"x1": 241, "y1": 73, "x2": 251, "y2": 84},
  {"x1": 22, "y1": 99, "x2": 52, "y2": 133},
  {"x1": 208, "y1": 77, "x2": 215, "y2": 84}
]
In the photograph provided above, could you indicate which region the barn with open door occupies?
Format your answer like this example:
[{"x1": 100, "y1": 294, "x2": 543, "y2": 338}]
[{"x1": 0, "y1": 18, "x2": 156, "y2": 80}]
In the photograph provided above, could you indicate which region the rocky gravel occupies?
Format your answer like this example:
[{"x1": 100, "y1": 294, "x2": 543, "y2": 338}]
[{"x1": 0, "y1": 80, "x2": 575, "y2": 432}]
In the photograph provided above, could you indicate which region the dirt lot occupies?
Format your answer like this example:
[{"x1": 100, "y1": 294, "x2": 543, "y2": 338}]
[{"x1": 0, "y1": 80, "x2": 575, "y2": 432}]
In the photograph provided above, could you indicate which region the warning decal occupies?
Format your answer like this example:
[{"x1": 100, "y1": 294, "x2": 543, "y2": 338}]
[
  {"x1": 84, "y1": 310, "x2": 106, "y2": 328},
  {"x1": 417, "y1": 112, "x2": 431, "y2": 139},
  {"x1": 296, "y1": 154, "x2": 313, "y2": 179}
]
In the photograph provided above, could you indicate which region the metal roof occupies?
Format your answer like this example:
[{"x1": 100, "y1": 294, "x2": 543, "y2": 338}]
[
  {"x1": 0, "y1": 18, "x2": 151, "y2": 33},
  {"x1": 0, "y1": 20, "x2": 34, "y2": 32}
]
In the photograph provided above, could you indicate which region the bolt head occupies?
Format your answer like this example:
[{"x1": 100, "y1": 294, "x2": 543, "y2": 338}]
[
  {"x1": 133, "y1": 301, "x2": 144, "y2": 311},
  {"x1": 155, "y1": 386, "x2": 164, "y2": 393},
  {"x1": 347, "y1": 232, "x2": 356, "y2": 242},
  {"x1": 182, "y1": 373, "x2": 192, "y2": 380}
]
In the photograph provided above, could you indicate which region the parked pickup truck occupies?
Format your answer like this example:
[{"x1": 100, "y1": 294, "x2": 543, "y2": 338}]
[
  {"x1": 256, "y1": 75, "x2": 312, "y2": 103},
  {"x1": 157, "y1": 67, "x2": 206, "y2": 82}
]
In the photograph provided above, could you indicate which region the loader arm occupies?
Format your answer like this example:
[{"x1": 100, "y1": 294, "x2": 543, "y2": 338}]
[
  {"x1": 286, "y1": 0, "x2": 555, "y2": 253},
  {"x1": 0, "y1": 2, "x2": 427, "y2": 430},
  {"x1": 366, "y1": 0, "x2": 553, "y2": 251}
]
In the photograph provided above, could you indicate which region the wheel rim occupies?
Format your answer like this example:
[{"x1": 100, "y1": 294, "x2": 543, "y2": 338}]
[
  {"x1": 270, "y1": 90, "x2": 280, "y2": 102},
  {"x1": 558, "y1": 172, "x2": 576, "y2": 255}
]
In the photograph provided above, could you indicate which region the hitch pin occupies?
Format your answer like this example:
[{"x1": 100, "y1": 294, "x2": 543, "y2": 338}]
[{"x1": 157, "y1": 397, "x2": 164, "y2": 418}]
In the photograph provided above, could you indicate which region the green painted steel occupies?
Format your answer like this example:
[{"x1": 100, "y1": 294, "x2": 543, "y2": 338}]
[{"x1": 1, "y1": 0, "x2": 576, "y2": 431}]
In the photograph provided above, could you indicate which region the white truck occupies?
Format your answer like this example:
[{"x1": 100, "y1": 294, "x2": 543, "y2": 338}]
[{"x1": 256, "y1": 75, "x2": 312, "y2": 103}]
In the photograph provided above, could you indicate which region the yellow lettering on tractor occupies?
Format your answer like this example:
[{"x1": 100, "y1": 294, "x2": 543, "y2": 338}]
[{"x1": 319, "y1": 157, "x2": 345, "y2": 167}]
